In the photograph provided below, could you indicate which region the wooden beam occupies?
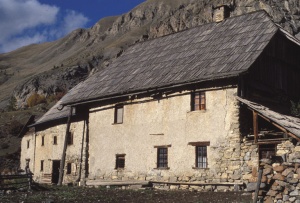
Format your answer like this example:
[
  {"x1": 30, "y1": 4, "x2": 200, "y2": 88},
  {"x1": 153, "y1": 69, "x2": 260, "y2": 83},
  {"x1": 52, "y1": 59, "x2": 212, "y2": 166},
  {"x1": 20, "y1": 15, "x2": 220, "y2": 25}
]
[
  {"x1": 253, "y1": 111, "x2": 258, "y2": 143},
  {"x1": 257, "y1": 113, "x2": 300, "y2": 141},
  {"x1": 58, "y1": 107, "x2": 73, "y2": 186}
]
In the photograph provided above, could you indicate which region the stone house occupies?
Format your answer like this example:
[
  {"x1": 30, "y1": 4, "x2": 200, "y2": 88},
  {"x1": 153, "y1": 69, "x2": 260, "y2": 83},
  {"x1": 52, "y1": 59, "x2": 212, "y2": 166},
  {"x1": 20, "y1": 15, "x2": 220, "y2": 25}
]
[{"x1": 21, "y1": 10, "x2": 300, "y2": 190}]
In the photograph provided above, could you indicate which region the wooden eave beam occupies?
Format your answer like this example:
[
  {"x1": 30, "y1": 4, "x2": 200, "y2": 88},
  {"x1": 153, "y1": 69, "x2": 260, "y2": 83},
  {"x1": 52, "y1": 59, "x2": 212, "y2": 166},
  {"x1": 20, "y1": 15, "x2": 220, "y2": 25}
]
[
  {"x1": 253, "y1": 111, "x2": 258, "y2": 143},
  {"x1": 250, "y1": 109, "x2": 300, "y2": 142}
]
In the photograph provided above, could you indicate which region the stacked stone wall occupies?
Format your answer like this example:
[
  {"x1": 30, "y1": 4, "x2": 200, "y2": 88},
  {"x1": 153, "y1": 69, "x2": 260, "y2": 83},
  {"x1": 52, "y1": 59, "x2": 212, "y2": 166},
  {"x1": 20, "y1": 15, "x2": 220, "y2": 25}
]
[{"x1": 244, "y1": 141, "x2": 300, "y2": 202}]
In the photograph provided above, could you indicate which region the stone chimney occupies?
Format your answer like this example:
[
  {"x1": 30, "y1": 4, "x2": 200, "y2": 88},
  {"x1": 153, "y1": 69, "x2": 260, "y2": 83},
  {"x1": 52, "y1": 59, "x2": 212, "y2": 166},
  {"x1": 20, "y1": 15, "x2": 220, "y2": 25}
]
[{"x1": 213, "y1": 5, "x2": 231, "y2": 22}]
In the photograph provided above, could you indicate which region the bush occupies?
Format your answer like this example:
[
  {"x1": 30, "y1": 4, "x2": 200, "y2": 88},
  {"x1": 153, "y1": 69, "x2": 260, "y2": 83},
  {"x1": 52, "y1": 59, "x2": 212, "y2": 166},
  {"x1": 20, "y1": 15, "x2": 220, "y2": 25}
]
[
  {"x1": 291, "y1": 100, "x2": 300, "y2": 117},
  {"x1": 1, "y1": 143, "x2": 9, "y2": 149},
  {"x1": 27, "y1": 93, "x2": 46, "y2": 107}
]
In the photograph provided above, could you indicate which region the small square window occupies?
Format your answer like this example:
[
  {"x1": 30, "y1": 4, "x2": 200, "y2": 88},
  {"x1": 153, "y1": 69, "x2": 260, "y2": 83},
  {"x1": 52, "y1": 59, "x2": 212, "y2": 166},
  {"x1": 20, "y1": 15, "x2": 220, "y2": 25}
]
[
  {"x1": 67, "y1": 132, "x2": 73, "y2": 145},
  {"x1": 40, "y1": 160, "x2": 44, "y2": 171},
  {"x1": 41, "y1": 136, "x2": 45, "y2": 146},
  {"x1": 259, "y1": 144, "x2": 276, "y2": 159},
  {"x1": 53, "y1": 136, "x2": 57, "y2": 145},
  {"x1": 115, "y1": 154, "x2": 125, "y2": 169},
  {"x1": 191, "y1": 92, "x2": 206, "y2": 111},
  {"x1": 157, "y1": 148, "x2": 168, "y2": 168},
  {"x1": 114, "y1": 105, "x2": 124, "y2": 124}
]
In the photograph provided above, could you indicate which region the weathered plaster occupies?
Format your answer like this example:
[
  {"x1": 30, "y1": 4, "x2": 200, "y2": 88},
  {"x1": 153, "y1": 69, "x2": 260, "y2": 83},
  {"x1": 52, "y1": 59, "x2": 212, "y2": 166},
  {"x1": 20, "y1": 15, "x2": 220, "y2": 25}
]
[{"x1": 88, "y1": 87, "x2": 241, "y2": 183}]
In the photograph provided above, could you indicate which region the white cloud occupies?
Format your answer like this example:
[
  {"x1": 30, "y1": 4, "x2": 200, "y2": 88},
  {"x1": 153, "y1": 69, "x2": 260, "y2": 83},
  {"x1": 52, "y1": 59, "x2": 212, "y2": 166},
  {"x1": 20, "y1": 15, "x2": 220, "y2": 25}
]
[
  {"x1": 62, "y1": 10, "x2": 89, "y2": 36},
  {"x1": 0, "y1": 33, "x2": 47, "y2": 53},
  {"x1": 0, "y1": 0, "x2": 89, "y2": 53}
]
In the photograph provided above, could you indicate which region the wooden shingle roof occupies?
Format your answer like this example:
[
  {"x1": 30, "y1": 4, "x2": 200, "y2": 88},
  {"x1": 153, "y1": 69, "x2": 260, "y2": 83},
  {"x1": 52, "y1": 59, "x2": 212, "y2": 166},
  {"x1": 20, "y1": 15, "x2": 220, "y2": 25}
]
[
  {"x1": 33, "y1": 11, "x2": 290, "y2": 126},
  {"x1": 61, "y1": 10, "x2": 278, "y2": 106}
]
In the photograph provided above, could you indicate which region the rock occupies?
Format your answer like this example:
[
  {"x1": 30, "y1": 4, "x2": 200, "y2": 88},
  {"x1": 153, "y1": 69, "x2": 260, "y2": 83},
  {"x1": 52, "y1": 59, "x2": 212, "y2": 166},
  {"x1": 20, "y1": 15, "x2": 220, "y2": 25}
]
[
  {"x1": 169, "y1": 176, "x2": 177, "y2": 182},
  {"x1": 273, "y1": 173, "x2": 285, "y2": 181},
  {"x1": 260, "y1": 159, "x2": 272, "y2": 165},
  {"x1": 288, "y1": 178, "x2": 299, "y2": 184},
  {"x1": 170, "y1": 185, "x2": 179, "y2": 190},
  {"x1": 283, "y1": 168, "x2": 295, "y2": 176},
  {"x1": 266, "y1": 189, "x2": 278, "y2": 197},
  {"x1": 273, "y1": 165, "x2": 286, "y2": 173},
  {"x1": 275, "y1": 193, "x2": 282, "y2": 199},
  {"x1": 246, "y1": 182, "x2": 266, "y2": 192},
  {"x1": 290, "y1": 197, "x2": 296, "y2": 202},
  {"x1": 263, "y1": 168, "x2": 273, "y2": 175},
  {"x1": 290, "y1": 189, "x2": 299, "y2": 196},
  {"x1": 283, "y1": 194, "x2": 289, "y2": 201}
]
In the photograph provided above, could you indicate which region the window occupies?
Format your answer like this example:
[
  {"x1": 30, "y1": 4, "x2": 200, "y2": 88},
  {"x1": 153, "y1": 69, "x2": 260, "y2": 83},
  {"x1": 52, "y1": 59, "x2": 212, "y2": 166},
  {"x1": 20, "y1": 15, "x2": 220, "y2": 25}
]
[
  {"x1": 196, "y1": 146, "x2": 207, "y2": 168},
  {"x1": 189, "y1": 141, "x2": 209, "y2": 168},
  {"x1": 66, "y1": 163, "x2": 72, "y2": 174},
  {"x1": 67, "y1": 132, "x2": 73, "y2": 145},
  {"x1": 157, "y1": 148, "x2": 168, "y2": 168},
  {"x1": 40, "y1": 160, "x2": 44, "y2": 171},
  {"x1": 41, "y1": 136, "x2": 45, "y2": 146},
  {"x1": 114, "y1": 105, "x2": 124, "y2": 124},
  {"x1": 115, "y1": 154, "x2": 126, "y2": 169},
  {"x1": 27, "y1": 140, "x2": 30, "y2": 149},
  {"x1": 53, "y1": 136, "x2": 57, "y2": 145},
  {"x1": 191, "y1": 92, "x2": 206, "y2": 111},
  {"x1": 259, "y1": 144, "x2": 276, "y2": 159}
]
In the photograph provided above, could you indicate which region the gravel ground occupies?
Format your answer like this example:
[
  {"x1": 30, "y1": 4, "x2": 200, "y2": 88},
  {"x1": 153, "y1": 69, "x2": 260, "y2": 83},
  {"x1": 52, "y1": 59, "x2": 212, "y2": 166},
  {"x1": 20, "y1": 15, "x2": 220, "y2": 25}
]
[{"x1": 0, "y1": 185, "x2": 253, "y2": 203}]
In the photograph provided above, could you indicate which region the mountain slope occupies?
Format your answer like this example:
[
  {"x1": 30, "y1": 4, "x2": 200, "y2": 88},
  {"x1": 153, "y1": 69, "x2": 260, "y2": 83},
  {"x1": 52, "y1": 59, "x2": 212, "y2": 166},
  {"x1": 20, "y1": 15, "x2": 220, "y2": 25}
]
[{"x1": 1, "y1": 0, "x2": 300, "y2": 110}]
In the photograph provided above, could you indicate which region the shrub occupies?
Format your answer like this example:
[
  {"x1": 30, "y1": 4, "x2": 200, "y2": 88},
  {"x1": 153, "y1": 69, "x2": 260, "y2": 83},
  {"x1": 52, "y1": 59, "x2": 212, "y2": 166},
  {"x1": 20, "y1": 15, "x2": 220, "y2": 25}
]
[
  {"x1": 27, "y1": 93, "x2": 46, "y2": 107},
  {"x1": 1, "y1": 143, "x2": 9, "y2": 149},
  {"x1": 291, "y1": 100, "x2": 300, "y2": 117}
]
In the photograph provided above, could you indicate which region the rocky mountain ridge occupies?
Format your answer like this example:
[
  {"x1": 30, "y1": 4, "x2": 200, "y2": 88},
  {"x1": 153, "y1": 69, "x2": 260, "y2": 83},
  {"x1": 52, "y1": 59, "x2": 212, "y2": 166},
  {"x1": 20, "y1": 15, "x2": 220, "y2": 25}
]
[{"x1": 2, "y1": 0, "x2": 300, "y2": 110}]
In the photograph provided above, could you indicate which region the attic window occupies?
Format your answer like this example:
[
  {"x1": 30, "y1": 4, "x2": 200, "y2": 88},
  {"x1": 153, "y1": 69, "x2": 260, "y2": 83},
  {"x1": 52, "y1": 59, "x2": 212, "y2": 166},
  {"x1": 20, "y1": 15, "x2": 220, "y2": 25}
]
[
  {"x1": 67, "y1": 132, "x2": 73, "y2": 145},
  {"x1": 40, "y1": 160, "x2": 44, "y2": 171},
  {"x1": 191, "y1": 92, "x2": 206, "y2": 111},
  {"x1": 53, "y1": 136, "x2": 57, "y2": 145},
  {"x1": 66, "y1": 163, "x2": 72, "y2": 174},
  {"x1": 41, "y1": 136, "x2": 45, "y2": 146},
  {"x1": 114, "y1": 105, "x2": 124, "y2": 124},
  {"x1": 115, "y1": 154, "x2": 125, "y2": 169}
]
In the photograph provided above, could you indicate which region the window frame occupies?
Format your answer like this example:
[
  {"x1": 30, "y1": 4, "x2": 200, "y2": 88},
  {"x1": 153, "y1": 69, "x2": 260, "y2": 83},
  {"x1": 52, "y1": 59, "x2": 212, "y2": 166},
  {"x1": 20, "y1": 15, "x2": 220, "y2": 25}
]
[
  {"x1": 53, "y1": 136, "x2": 57, "y2": 145},
  {"x1": 189, "y1": 142, "x2": 210, "y2": 169},
  {"x1": 155, "y1": 145, "x2": 171, "y2": 169},
  {"x1": 40, "y1": 160, "x2": 44, "y2": 171},
  {"x1": 195, "y1": 146, "x2": 208, "y2": 168},
  {"x1": 115, "y1": 154, "x2": 126, "y2": 169},
  {"x1": 259, "y1": 144, "x2": 276, "y2": 160},
  {"x1": 191, "y1": 91, "x2": 206, "y2": 111},
  {"x1": 66, "y1": 163, "x2": 72, "y2": 174},
  {"x1": 114, "y1": 104, "x2": 124, "y2": 124},
  {"x1": 67, "y1": 132, "x2": 73, "y2": 145}
]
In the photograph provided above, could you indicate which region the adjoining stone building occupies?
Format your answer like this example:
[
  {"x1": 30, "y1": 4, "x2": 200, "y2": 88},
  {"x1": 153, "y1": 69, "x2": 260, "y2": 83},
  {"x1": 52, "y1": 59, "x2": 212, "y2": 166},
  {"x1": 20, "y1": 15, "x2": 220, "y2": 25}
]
[{"x1": 21, "y1": 10, "x2": 300, "y2": 192}]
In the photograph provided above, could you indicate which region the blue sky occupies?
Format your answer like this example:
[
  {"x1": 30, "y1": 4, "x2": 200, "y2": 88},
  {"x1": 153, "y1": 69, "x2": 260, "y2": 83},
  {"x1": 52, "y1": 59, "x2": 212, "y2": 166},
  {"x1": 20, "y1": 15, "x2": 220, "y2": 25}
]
[{"x1": 0, "y1": 0, "x2": 146, "y2": 53}]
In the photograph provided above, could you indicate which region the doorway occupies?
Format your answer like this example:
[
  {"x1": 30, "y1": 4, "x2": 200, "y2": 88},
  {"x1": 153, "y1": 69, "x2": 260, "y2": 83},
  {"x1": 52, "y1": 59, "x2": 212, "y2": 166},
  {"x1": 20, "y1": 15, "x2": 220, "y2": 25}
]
[{"x1": 52, "y1": 160, "x2": 60, "y2": 184}]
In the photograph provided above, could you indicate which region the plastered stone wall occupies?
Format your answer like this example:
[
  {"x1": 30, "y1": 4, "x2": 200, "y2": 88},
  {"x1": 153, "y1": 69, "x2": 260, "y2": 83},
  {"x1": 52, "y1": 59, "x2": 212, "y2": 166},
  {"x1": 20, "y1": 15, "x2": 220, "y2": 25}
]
[
  {"x1": 30, "y1": 121, "x2": 86, "y2": 184},
  {"x1": 88, "y1": 87, "x2": 242, "y2": 187},
  {"x1": 20, "y1": 131, "x2": 35, "y2": 173}
]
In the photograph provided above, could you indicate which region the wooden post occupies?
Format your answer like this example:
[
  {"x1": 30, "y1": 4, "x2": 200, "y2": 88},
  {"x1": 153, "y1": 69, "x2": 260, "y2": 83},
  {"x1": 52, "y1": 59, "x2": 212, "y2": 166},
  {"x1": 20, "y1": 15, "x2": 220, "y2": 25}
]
[
  {"x1": 28, "y1": 173, "x2": 32, "y2": 191},
  {"x1": 253, "y1": 167, "x2": 263, "y2": 203},
  {"x1": 253, "y1": 111, "x2": 258, "y2": 143},
  {"x1": 58, "y1": 107, "x2": 73, "y2": 186}
]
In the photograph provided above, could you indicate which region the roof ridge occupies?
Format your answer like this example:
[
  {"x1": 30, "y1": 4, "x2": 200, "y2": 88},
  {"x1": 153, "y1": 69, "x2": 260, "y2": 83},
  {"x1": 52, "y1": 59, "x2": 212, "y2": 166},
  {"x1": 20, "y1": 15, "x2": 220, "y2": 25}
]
[{"x1": 127, "y1": 10, "x2": 273, "y2": 49}]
